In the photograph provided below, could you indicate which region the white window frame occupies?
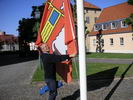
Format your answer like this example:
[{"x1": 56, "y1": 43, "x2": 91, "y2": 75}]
[
  {"x1": 94, "y1": 25, "x2": 98, "y2": 31},
  {"x1": 121, "y1": 20, "x2": 128, "y2": 28},
  {"x1": 111, "y1": 22, "x2": 117, "y2": 29},
  {"x1": 102, "y1": 24, "x2": 107, "y2": 30}
]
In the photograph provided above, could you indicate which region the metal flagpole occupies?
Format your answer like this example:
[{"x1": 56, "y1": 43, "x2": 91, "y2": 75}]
[{"x1": 76, "y1": 0, "x2": 87, "y2": 100}]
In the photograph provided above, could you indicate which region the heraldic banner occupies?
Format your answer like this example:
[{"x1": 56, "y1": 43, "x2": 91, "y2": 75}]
[{"x1": 35, "y1": 0, "x2": 77, "y2": 83}]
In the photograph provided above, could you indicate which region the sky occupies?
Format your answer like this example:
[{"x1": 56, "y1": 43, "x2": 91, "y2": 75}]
[{"x1": 0, "y1": 0, "x2": 127, "y2": 36}]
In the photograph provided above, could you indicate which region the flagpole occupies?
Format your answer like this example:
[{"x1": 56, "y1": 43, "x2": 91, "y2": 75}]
[{"x1": 76, "y1": 0, "x2": 87, "y2": 100}]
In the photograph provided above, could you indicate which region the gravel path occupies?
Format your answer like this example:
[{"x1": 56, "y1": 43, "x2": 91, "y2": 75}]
[{"x1": 0, "y1": 78, "x2": 133, "y2": 100}]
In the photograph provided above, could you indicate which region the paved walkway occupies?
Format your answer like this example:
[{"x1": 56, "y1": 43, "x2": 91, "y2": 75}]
[
  {"x1": 0, "y1": 59, "x2": 133, "y2": 100},
  {"x1": 0, "y1": 78, "x2": 133, "y2": 100}
]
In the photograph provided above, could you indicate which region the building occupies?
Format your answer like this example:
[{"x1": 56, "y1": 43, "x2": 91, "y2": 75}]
[
  {"x1": 0, "y1": 31, "x2": 19, "y2": 51},
  {"x1": 84, "y1": 1, "x2": 102, "y2": 32},
  {"x1": 84, "y1": 1, "x2": 102, "y2": 52},
  {"x1": 88, "y1": 2, "x2": 133, "y2": 53}
]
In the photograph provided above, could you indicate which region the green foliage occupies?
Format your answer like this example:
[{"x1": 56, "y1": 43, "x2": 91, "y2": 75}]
[
  {"x1": 32, "y1": 66, "x2": 44, "y2": 82},
  {"x1": 126, "y1": 0, "x2": 133, "y2": 30},
  {"x1": 125, "y1": 13, "x2": 133, "y2": 30},
  {"x1": 0, "y1": 42, "x2": 3, "y2": 51},
  {"x1": 128, "y1": 0, "x2": 133, "y2": 5},
  {"x1": 18, "y1": 18, "x2": 37, "y2": 42},
  {"x1": 31, "y1": 4, "x2": 45, "y2": 21},
  {"x1": 125, "y1": 18, "x2": 132, "y2": 25},
  {"x1": 18, "y1": 3, "x2": 45, "y2": 44},
  {"x1": 96, "y1": 30, "x2": 104, "y2": 53}
]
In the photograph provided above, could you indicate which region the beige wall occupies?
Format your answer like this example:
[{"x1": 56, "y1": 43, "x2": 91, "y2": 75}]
[
  {"x1": 84, "y1": 9, "x2": 101, "y2": 51},
  {"x1": 84, "y1": 10, "x2": 101, "y2": 32},
  {"x1": 88, "y1": 32, "x2": 133, "y2": 53}
]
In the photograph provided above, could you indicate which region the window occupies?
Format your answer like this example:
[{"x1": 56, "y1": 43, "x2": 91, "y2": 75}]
[
  {"x1": 121, "y1": 20, "x2": 128, "y2": 28},
  {"x1": 110, "y1": 38, "x2": 113, "y2": 45},
  {"x1": 120, "y1": 37, "x2": 124, "y2": 45},
  {"x1": 86, "y1": 17, "x2": 90, "y2": 24},
  {"x1": 94, "y1": 24, "x2": 101, "y2": 31},
  {"x1": 111, "y1": 22, "x2": 117, "y2": 29},
  {"x1": 94, "y1": 25, "x2": 98, "y2": 31},
  {"x1": 102, "y1": 23, "x2": 109, "y2": 30}
]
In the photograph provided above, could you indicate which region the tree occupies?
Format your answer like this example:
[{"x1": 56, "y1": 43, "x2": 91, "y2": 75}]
[
  {"x1": 96, "y1": 29, "x2": 104, "y2": 53},
  {"x1": 17, "y1": 18, "x2": 37, "y2": 55},
  {"x1": 18, "y1": 18, "x2": 37, "y2": 42},
  {"x1": 0, "y1": 41, "x2": 3, "y2": 51},
  {"x1": 31, "y1": 4, "x2": 45, "y2": 22},
  {"x1": 125, "y1": 14, "x2": 133, "y2": 26},
  {"x1": 128, "y1": 0, "x2": 133, "y2": 5},
  {"x1": 125, "y1": 0, "x2": 133, "y2": 30},
  {"x1": 31, "y1": 4, "x2": 45, "y2": 38},
  {"x1": 18, "y1": 2, "x2": 45, "y2": 41}
]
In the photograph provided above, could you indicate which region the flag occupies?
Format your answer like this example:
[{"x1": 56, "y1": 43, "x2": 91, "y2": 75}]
[{"x1": 36, "y1": 0, "x2": 77, "y2": 83}]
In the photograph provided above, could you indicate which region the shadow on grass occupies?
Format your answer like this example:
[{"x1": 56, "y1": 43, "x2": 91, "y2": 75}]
[
  {"x1": 62, "y1": 67, "x2": 119, "y2": 100},
  {"x1": 104, "y1": 62, "x2": 133, "y2": 100},
  {"x1": 62, "y1": 62, "x2": 133, "y2": 100},
  {"x1": 0, "y1": 51, "x2": 38, "y2": 66}
]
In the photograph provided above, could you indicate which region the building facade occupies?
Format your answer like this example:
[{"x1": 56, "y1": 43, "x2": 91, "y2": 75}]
[
  {"x1": 88, "y1": 2, "x2": 133, "y2": 53},
  {"x1": 0, "y1": 31, "x2": 19, "y2": 51},
  {"x1": 84, "y1": 2, "x2": 102, "y2": 52}
]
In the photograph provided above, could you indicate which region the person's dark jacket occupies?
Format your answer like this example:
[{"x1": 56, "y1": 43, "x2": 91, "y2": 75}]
[{"x1": 40, "y1": 53, "x2": 70, "y2": 80}]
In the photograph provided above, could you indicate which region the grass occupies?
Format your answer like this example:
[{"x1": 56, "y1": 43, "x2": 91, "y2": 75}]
[
  {"x1": 86, "y1": 53, "x2": 133, "y2": 59},
  {"x1": 32, "y1": 53, "x2": 133, "y2": 82},
  {"x1": 86, "y1": 63, "x2": 133, "y2": 78},
  {"x1": 32, "y1": 66, "x2": 44, "y2": 82},
  {"x1": 32, "y1": 62, "x2": 133, "y2": 82}
]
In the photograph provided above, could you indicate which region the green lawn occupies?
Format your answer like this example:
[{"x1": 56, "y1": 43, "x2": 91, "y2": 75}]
[
  {"x1": 32, "y1": 62, "x2": 133, "y2": 82},
  {"x1": 86, "y1": 53, "x2": 133, "y2": 59},
  {"x1": 32, "y1": 66, "x2": 44, "y2": 82}
]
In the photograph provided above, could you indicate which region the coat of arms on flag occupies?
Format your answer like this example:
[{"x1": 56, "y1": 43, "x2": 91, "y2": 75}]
[{"x1": 36, "y1": 0, "x2": 77, "y2": 83}]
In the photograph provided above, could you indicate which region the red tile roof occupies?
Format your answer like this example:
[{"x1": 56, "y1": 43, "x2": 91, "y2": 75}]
[
  {"x1": 0, "y1": 35, "x2": 18, "y2": 43},
  {"x1": 90, "y1": 2, "x2": 133, "y2": 35},
  {"x1": 84, "y1": 1, "x2": 101, "y2": 10},
  {"x1": 96, "y1": 2, "x2": 133, "y2": 23}
]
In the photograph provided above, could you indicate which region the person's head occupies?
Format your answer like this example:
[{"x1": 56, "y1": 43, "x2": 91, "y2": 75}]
[{"x1": 39, "y1": 43, "x2": 50, "y2": 53}]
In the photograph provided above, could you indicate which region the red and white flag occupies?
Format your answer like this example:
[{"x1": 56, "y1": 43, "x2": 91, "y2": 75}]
[{"x1": 36, "y1": 0, "x2": 77, "y2": 83}]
